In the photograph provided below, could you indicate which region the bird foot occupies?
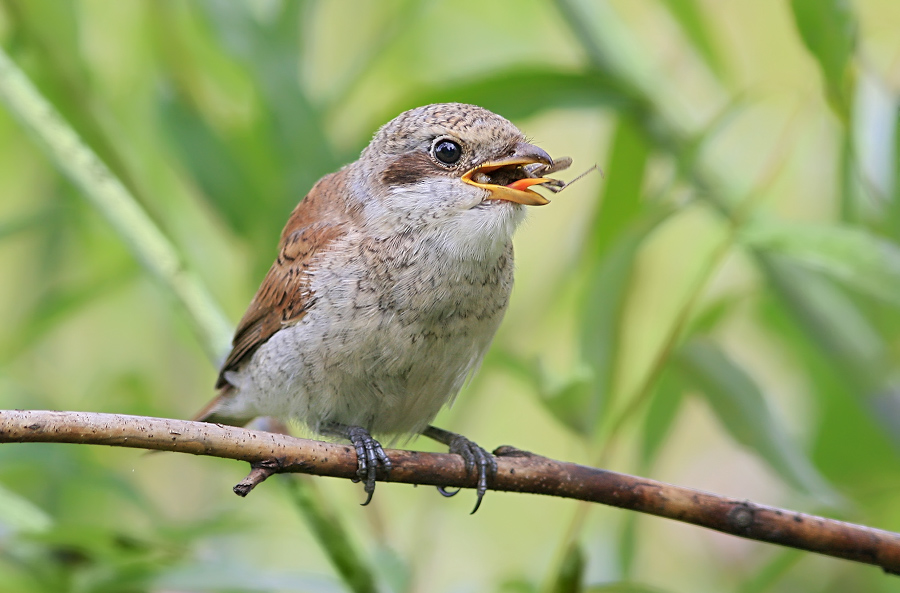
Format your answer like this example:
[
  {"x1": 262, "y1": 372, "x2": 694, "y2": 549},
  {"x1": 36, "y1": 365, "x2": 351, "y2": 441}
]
[
  {"x1": 343, "y1": 425, "x2": 392, "y2": 505},
  {"x1": 423, "y1": 425, "x2": 496, "y2": 514},
  {"x1": 447, "y1": 434, "x2": 497, "y2": 514}
]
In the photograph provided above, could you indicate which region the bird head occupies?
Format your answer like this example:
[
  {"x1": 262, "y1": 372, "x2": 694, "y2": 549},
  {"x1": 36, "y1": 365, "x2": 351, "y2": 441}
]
[{"x1": 351, "y1": 103, "x2": 563, "y2": 255}]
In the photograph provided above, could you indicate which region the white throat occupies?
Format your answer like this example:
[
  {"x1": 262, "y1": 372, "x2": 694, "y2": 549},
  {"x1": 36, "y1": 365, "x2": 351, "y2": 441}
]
[{"x1": 361, "y1": 178, "x2": 526, "y2": 262}]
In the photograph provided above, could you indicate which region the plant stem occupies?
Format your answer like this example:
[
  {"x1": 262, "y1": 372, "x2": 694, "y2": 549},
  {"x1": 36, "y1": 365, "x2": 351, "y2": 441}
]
[{"x1": 0, "y1": 45, "x2": 232, "y2": 363}]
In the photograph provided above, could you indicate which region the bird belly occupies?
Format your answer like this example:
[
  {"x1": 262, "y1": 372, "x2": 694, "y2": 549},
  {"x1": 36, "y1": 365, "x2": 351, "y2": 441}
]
[
  {"x1": 228, "y1": 301, "x2": 499, "y2": 437},
  {"x1": 225, "y1": 240, "x2": 514, "y2": 438}
]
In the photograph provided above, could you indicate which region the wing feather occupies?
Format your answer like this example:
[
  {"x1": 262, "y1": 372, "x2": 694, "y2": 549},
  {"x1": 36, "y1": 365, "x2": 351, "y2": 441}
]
[{"x1": 213, "y1": 171, "x2": 357, "y2": 389}]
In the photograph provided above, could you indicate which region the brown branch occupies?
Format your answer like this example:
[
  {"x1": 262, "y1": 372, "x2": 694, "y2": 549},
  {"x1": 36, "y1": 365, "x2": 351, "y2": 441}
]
[{"x1": 2, "y1": 410, "x2": 898, "y2": 574}]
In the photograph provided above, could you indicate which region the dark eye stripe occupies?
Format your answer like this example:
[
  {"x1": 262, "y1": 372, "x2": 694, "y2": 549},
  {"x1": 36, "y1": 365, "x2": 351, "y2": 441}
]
[{"x1": 381, "y1": 152, "x2": 439, "y2": 186}]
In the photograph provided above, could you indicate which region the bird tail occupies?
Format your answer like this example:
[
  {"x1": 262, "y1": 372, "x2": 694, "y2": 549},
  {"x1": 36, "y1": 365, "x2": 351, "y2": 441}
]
[
  {"x1": 191, "y1": 387, "x2": 293, "y2": 436},
  {"x1": 191, "y1": 386, "x2": 254, "y2": 427}
]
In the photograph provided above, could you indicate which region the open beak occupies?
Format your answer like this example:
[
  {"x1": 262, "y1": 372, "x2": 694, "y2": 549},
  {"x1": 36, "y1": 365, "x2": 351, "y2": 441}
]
[{"x1": 461, "y1": 142, "x2": 555, "y2": 206}]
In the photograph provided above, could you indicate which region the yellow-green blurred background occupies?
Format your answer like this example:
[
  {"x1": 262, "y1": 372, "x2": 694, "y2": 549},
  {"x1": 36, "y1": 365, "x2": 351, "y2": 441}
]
[{"x1": 2, "y1": 1, "x2": 900, "y2": 591}]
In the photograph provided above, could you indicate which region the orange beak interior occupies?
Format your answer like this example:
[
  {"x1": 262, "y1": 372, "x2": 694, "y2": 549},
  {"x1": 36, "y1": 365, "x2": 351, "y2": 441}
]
[{"x1": 461, "y1": 160, "x2": 553, "y2": 206}]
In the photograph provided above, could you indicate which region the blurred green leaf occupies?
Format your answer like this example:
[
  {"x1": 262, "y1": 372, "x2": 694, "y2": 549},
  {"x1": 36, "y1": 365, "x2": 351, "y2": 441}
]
[
  {"x1": 756, "y1": 255, "x2": 884, "y2": 383},
  {"x1": 1, "y1": 263, "x2": 137, "y2": 363},
  {"x1": 10, "y1": 524, "x2": 180, "y2": 593},
  {"x1": 674, "y1": 338, "x2": 838, "y2": 502},
  {"x1": 539, "y1": 370, "x2": 596, "y2": 438},
  {"x1": 742, "y1": 220, "x2": 900, "y2": 308},
  {"x1": 0, "y1": 209, "x2": 53, "y2": 242},
  {"x1": 156, "y1": 562, "x2": 342, "y2": 592},
  {"x1": 551, "y1": 541, "x2": 585, "y2": 593},
  {"x1": 153, "y1": 512, "x2": 253, "y2": 545},
  {"x1": 0, "y1": 483, "x2": 52, "y2": 534},
  {"x1": 656, "y1": 0, "x2": 727, "y2": 81},
  {"x1": 685, "y1": 294, "x2": 741, "y2": 337},
  {"x1": 282, "y1": 477, "x2": 378, "y2": 593},
  {"x1": 0, "y1": 443, "x2": 154, "y2": 525},
  {"x1": 757, "y1": 281, "x2": 900, "y2": 484},
  {"x1": 889, "y1": 104, "x2": 900, "y2": 240},
  {"x1": 618, "y1": 513, "x2": 638, "y2": 579},
  {"x1": 554, "y1": 0, "x2": 739, "y2": 219},
  {"x1": 372, "y1": 545, "x2": 410, "y2": 593},
  {"x1": 870, "y1": 386, "x2": 900, "y2": 451},
  {"x1": 586, "y1": 582, "x2": 672, "y2": 593},
  {"x1": 738, "y1": 549, "x2": 804, "y2": 593},
  {"x1": 500, "y1": 578, "x2": 539, "y2": 593},
  {"x1": 839, "y1": 132, "x2": 857, "y2": 223},
  {"x1": 323, "y1": 0, "x2": 428, "y2": 111},
  {"x1": 589, "y1": 117, "x2": 649, "y2": 259},
  {"x1": 810, "y1": 353, "x2": 899, "y2": 486},
  {"x1": 490, "y1": 349, "x2": 595, "y2": 437},
  {"x1": 158, "y1": 95, "x2": 264, "y2": 239},
  {"x1": 789, "y1": 0, "x2": 857, "y2": 118},
  {"x1": 200, "y1": 0, "x2": 339, "y2": 198},
  {"x1": 403, "y1": 69, "x2": 632, "y2": 123},
  {"x1": 580, "y1": 207, "x2": 675, "y2": 432}
]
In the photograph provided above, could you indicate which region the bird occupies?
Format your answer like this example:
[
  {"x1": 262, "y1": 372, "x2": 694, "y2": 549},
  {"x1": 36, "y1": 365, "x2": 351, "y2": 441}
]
[{"x1": 193, "y1": 103, "x2": 568, "y2": 512}]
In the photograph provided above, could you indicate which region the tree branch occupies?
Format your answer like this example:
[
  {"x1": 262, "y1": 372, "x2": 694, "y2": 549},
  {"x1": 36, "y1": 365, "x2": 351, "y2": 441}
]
[{"x1": 2, "y1": 409, "x2": 898, "y2": 574}]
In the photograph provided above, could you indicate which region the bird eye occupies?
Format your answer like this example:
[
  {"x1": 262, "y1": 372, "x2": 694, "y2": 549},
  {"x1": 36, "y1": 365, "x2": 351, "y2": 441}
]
[{"x1": 432, "y1": 139, "x2": 462, "y2": 165}]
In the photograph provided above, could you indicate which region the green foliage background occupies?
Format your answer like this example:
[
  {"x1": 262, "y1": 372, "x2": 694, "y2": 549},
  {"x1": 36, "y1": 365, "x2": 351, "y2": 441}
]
[{"x1": 1, "y1": 1, "x2": 899, "y2": 591}]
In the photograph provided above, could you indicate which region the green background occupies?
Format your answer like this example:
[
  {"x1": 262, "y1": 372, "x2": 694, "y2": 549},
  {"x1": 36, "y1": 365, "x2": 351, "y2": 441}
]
[{"x1": 1, "y1": 1, "x2": 900, "y2": 591}]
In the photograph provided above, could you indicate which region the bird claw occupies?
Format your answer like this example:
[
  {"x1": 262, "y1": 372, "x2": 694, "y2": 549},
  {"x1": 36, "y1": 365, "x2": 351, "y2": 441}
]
[
  {"x1": 346, "y1": 426, "x2": 391, "y2": 505},
  {"x1": 437, "y1": 485, "x2": 461, "y2": 498},
  {"x1": 446, "y1": 434, "x2": 497, "y2": 514}
]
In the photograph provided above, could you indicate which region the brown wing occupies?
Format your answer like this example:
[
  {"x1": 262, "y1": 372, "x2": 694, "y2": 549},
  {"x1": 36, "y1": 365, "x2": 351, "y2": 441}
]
[
  {"x1": 214, "y1": 172, "x2": 358, "y2": 389},
  {"x1": 214, "y1": 222, "x2": 345, "y2": 388}
]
